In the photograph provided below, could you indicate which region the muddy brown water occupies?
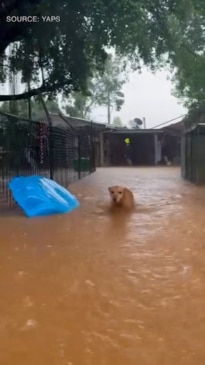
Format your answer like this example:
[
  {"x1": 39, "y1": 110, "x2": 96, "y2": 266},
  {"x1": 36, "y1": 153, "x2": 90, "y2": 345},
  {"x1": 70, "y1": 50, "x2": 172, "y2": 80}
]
[{"x1": 1, "y1": 167, "x2": 205, "y2": 365}]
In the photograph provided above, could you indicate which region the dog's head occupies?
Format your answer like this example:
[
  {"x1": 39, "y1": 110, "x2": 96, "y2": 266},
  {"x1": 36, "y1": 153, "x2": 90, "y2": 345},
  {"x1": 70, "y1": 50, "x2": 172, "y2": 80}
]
[{"x1": 108, "y1": 186, "x2": 125, "y2": 204}]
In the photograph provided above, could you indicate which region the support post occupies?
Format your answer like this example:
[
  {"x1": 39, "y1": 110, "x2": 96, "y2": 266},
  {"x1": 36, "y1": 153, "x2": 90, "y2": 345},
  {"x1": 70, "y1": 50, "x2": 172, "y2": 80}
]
[
  {"x1": 38, "y1": 94, "x2": 54, "y2": 180},
  {"x1": 154, "y1": 134, "x2": 161, "y2": 165},
  {"x1": 99, "y1": 132, "x2": 104, "y2": 167}
]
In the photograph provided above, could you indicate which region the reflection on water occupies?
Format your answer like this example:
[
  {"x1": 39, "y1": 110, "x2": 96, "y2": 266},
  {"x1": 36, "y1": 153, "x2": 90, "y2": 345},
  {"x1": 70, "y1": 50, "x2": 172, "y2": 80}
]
[{"x1": 1, "y1": 167, "x2": 205, "y2": 364}]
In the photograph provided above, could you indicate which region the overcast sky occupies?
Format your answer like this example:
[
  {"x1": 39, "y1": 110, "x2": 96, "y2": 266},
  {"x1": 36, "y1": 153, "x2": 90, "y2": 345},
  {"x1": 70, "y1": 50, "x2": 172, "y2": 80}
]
[
  {"x1": 91, "y1": 68, "x2": 187, "y2": 128},
  {"x1": 0, "y1": 64, "x2": 187, "y2": 129}
]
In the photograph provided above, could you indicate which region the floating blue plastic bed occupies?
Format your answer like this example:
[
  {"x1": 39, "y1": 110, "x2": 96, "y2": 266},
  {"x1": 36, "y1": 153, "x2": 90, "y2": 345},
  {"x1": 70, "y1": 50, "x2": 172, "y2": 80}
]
[{"x1": 8, "y1": 175, "x2": 79, "y2": 218}]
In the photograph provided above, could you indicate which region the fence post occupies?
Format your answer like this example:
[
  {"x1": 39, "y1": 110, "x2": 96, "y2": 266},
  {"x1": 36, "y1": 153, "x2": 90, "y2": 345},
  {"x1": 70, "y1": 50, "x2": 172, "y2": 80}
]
[
  {"x1": 38, "y1": 94, "x2": 54, "y2": 180},
  {"x1": 78, "y1": 134, "x2": 81, "y2": 179},
  {"x1": 90, "y1": 121, "x2": 96, "y2": 172}
]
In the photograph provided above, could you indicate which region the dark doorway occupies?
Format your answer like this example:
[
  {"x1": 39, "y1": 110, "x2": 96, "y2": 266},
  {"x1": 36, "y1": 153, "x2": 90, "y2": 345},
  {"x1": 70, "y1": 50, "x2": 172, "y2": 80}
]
[
  {"x1": 108, "y1": 133, "x2": 155, "y2": 166},
  {"x1": 160, "y1": 133, "x2": 181, "y2": 165}
]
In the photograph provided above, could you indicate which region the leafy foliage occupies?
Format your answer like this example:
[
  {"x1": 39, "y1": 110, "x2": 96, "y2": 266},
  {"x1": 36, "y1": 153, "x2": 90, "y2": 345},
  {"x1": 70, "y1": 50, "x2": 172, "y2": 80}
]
[
  {"x1": 90, "y1": 54, "x2": 126, "y2": 112},
  {"x1": 0, "y1": 0, "x2": 195, "y2": 102},
  {"x1": 63, "y1": 54, "x2": 126, "y2": 120},
  {"x1": 63, "y1": 92, "x2": 89, "y2": 119},
  {"x1": 0, "y1": 98, "x2": 60, "y2": 119},
  {"x1": 112, "y1": 116, "x2": 123, "y2": 127},
  {"x1": 167, "y1": 2, "x2": 205, "y2": 109},
  {"x1": 1, "y1": 0, "x2": 205, "y2": 114}
]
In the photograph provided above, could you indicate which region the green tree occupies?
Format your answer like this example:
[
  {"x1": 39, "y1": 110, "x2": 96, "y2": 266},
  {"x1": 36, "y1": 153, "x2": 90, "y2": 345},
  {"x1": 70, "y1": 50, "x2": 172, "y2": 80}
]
[
  {"x1": 90, "y1": 54, "x2": 126, "y2": 124},
  {"x1": 172, "y1": 51, "x2": 205, "y2": 109},
  {"x1": 0, "y1": 0, "x2": 197, "y2": 102},
  {"x1": 165, "y1": 3, "x2": 205, "y2": 109},
  {"x1": 63, "y1": 54, "x2": 126, "y2": 122},
  {"x1": 0, "y1": 98, "x2": 60, "y2": 119},
  {"x1": 112, "y1": 116, "x2": 123, "y2": 127},
  {"x1": 62, "y1": 92, "x2": 91, "y2": 119}
]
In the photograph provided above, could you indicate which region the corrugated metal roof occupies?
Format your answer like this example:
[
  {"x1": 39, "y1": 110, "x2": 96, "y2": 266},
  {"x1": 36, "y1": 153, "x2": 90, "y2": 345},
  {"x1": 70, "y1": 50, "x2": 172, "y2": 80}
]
[
  {"x1": 107, "y1": 128, "x2": 163, "y2": 134},
  {"x1": 162, "y1": 121, "x2": 184, "y2": 132},
  {"x1": 37, "y1": 113, "x2": 107, "y2": 130}
]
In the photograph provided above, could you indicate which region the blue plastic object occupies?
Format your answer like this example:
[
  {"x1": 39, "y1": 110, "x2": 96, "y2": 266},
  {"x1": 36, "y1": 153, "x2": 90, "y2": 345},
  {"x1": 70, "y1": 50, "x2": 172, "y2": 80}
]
[{"x1": 8, "y1": 175, "x2": 79, "y2": 217}]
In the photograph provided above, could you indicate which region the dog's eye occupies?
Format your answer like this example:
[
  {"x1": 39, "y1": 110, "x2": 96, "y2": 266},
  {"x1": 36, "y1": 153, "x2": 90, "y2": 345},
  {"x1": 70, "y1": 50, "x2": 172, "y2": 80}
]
[
  {"x1": 111, "y1": 191, "x2": 114, "y2": 194},
  {"x1": 118, "y1": 191, "x2": 122, "y2": 194}
]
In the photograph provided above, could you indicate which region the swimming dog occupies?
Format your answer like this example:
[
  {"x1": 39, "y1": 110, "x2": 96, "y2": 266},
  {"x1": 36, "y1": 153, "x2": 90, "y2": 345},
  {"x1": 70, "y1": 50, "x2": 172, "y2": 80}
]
[{"x1": 108, "y1": 186, "x2": 135, "y2": 211}]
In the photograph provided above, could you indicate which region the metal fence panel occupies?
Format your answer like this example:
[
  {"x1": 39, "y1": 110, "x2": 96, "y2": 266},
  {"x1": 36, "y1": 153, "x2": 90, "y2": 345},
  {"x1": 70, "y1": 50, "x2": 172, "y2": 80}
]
[
  {"x1": 180, "y1": 135, "x2": 186, "y2": 179},
  {"x1": 182, "y1": 124, "x2": 205, "y2": 184},
  {"x1": 0, "y1": 111, "x2": 96, "y2": 208}
]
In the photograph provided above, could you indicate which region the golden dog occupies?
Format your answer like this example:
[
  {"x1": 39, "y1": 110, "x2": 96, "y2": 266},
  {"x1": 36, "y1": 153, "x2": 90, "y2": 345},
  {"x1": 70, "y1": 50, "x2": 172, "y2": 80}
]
[{"x1": 108, "y1": 186, "x2": 135, "y2": 211}]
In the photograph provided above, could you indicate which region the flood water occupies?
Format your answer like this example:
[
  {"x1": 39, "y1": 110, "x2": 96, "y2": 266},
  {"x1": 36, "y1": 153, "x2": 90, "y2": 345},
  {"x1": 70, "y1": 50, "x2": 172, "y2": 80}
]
[{"x1": 1, "y1": 167, "x2": 205, "y2": 365}]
